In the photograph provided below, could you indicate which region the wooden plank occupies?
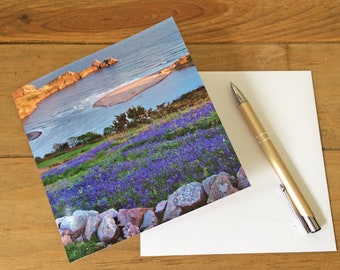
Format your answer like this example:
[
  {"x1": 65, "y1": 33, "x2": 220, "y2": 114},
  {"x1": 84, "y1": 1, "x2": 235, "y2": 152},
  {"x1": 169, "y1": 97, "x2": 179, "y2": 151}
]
[
  {"x1": 288, "y1": 44, "x2": 340, "y2": 150},
  {"x1": 0, "y1": 153, "x2": 338, "y2": 269},
  {"x1": 189, "y1": 44, "x2": 289, "y2": 71},
  {"x1": 0, "y1": 44, "x2": 288, "y2": 93},
  {"x1": 1, "y1": 0, "x2": 340, "y2": 43}
]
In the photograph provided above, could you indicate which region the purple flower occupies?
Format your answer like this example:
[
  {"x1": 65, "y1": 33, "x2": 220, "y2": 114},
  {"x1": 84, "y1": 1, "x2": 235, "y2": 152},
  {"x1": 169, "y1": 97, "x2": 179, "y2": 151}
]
[{"x1": 45, "y1": 101, "x2": 246, "y2": 218}]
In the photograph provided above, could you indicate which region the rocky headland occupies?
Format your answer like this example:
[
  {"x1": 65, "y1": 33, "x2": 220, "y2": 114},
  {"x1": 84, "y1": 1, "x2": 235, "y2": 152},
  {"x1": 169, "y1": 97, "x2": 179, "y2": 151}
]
[
  {"x1": 93, "y1": 54, "x2": 193, "y2": 107},
  {"x1": 12, "y1": 57, "x2": 118, "y2": 120},
  {"x1": 57, "y1": 169, "x2": 250, "y2": 255}
]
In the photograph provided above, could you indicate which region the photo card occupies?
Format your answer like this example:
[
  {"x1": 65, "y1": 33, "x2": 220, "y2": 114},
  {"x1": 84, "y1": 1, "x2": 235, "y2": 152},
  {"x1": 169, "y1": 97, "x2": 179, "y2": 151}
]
[{"x1": 12, "y1": 17, "x2": 250, "y2": 262}]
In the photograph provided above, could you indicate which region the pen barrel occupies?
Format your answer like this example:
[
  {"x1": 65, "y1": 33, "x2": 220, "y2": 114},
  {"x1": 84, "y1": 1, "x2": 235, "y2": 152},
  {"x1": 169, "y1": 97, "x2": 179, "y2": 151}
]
[{"x1": 238, "y1": 102, "x2": 314, "y2": 218}]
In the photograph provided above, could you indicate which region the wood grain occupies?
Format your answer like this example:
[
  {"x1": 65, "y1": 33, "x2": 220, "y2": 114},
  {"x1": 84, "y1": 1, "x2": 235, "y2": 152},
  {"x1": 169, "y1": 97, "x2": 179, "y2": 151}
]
[
  {"x1": 0, "y1": 0, "x2": 339, "y2": 269},
  {"x1": 1, "y1": 0, "x2": 340, "y2": 43}
]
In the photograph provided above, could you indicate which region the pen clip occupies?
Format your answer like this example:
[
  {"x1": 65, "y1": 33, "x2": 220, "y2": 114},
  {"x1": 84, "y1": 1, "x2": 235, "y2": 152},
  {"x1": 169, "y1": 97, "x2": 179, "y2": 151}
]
[{"x1": 280, "y1": 184, "x2": 311, "y2": 233}]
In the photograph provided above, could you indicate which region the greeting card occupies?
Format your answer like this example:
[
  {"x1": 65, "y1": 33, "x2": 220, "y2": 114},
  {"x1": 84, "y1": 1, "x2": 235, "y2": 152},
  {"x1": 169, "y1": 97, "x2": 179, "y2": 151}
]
[{"x1": 12, "y1": 18, "x2": 250, "y2": 262}]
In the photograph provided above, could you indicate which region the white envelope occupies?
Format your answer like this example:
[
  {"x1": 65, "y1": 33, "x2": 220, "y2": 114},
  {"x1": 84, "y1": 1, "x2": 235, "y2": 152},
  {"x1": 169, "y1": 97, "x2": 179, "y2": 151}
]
[{"x1": 140, "y1": 71, "x2": 336, "y2": 255}]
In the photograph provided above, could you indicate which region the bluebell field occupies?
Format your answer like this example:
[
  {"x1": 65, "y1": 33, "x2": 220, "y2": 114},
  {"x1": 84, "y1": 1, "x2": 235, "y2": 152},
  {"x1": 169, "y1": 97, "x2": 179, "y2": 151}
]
[{"x1": 44, "y1": 101, "x2": 242, "y2": 218}]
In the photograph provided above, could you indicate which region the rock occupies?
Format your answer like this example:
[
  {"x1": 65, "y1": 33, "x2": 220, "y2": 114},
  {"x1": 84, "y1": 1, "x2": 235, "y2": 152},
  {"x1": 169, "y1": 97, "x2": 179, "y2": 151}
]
[
  {"x1": 203, "y1": 172, "x2": 238, "y2": 203},
  {"x1": 26, "y1": 131, "x2": 42, "y2": 141},
  {"x1": 118, "y1": 208, "x2": 151, "y2": 227},
  {"x1": 70, "y1": 210, "x2": 98, "y2": 232},
  {"x1": 56, "y1": 217, "x2": 63, "y2": 227},
  {"x1": 78, "y1": 66, "x2": 98, "y2": 78},
  {"x1": 100, "y1": 57, "x2": 118, "y2": 68},
  {"x1": 12, "y1": 58, "x2": 118, "y2": 119},
  {"x1": 61, "y1": 234, "x2": 73, "y2": 246},
  {"x1": 237, "y1": 167, "x2": 250, "y2": 190},
  {"x1": 162, "y1": 182, "x2": 207, "y2": 222},
  {"x1": 122, "y1": 222, "x2": 140, "y2": 239},
  {"x1": 202, "y1": 172, "x2": 228, "y2": 194},
  {"x1": 140, "y1": 209, "x2": 159, "y2": 231},
  {"x1": 58, "y1": 216, "x2": 74, "y2": 230},
  {"x1": 99, "y1": 208, "x2": 119, "y2": 220},
  {"x1": 75, "y1": 235, "x2": 85, "y2": 243},
  {"x1": 97, "y1": 215, "x2": 118, "y2": 243},
  {"x1": 96, "y1": 242, "x2": 106, "y2": 248},
  {"x1": 161, "y1": 54, "x2": 192, "y2": 73},
  {"x1": 12, "y1": 84, "x2": 37, "y2": 99},
  {"x1": 92, "y1": 59, "x2": 102, "y2": 68},
  {"x1": 43, "y1": 71, "x2": 81, "y2": 92},
  {"x1": 155, "y1": 200, "x2": 167, "y2": 220},
  {"x1": 84, "y1": 215, "x2": 101, "y2": 241}
]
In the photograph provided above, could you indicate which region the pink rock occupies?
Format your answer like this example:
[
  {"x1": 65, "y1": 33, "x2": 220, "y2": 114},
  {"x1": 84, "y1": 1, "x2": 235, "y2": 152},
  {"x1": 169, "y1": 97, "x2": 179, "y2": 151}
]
[
  {"x1": 122, "y1": 222, "x2": 140, "y2": 239},
  {"x1": 202, "y1": 172, "x2": 230, "y2": 195},
  {"x1": 118, "y1": 208, "x2": 151, "y2": 227},
  {"x1": 203, "y1": 172, "x2": 239, "y2": 203},
  {"x1": 162, "y1": 182, "x2": 207, "y2": 222},
  {"x1": 237, "y1": 167, "x2": 250, "y2": 190},
  {"x1": 61, "y1": 234, "x2": 73, "y2": 246}
]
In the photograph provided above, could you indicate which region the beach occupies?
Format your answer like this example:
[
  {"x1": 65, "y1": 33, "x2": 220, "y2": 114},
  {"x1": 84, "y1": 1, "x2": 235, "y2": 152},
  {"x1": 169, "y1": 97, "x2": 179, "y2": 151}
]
[{"x1": 93, "y1": 71, "x2": 172, "y2": 107}]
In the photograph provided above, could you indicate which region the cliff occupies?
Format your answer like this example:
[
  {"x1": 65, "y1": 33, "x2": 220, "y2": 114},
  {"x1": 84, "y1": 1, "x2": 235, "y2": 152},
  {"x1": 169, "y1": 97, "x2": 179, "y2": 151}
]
[
  {"x1": 12, "y1": 57, "x2": 118, "y2": 119},
  {"x1": 160, "y1": 54, "x2": 193, "y2": 74}
]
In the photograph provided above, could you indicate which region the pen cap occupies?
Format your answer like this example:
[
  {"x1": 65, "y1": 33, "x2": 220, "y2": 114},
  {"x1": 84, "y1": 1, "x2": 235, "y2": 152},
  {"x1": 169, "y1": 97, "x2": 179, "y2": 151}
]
[{"x1": 281, "y1": 184, "x2": 321, "y2": 233}]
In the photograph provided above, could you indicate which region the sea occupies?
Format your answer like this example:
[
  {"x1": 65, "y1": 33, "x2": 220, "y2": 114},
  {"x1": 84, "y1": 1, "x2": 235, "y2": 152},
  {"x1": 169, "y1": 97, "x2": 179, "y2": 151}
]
[{"x1": 23, "y1": 18, "x2": 204, "y2": 158}]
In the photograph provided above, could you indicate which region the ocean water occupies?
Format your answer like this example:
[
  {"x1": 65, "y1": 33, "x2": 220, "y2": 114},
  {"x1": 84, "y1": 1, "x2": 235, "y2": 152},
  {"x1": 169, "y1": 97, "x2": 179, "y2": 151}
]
[{"x1": 24, "y1": 18, "x2": 204, "y2": 158}]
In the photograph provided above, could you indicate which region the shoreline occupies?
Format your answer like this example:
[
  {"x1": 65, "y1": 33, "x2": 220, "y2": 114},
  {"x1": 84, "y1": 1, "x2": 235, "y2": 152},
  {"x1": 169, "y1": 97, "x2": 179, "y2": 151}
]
[
  {"x1": 93, "y1": 54, "x2": 192, "y2": 107},
  {"x1": 93, "y1": 71, "x2": 172, "y2": 107}
]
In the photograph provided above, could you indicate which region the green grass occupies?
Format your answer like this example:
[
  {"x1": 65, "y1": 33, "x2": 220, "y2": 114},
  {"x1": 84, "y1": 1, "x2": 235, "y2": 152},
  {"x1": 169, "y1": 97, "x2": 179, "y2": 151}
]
[
  {"x1": 37, "y1": 140, "x2": 106, "y2": 169},
  {"x1": 65, "y1": 237, "x2": 103, "y2": 262}
]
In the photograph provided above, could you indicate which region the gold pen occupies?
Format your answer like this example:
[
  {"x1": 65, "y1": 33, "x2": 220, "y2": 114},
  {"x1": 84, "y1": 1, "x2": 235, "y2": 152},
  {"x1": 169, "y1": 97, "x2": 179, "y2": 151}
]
[{"x1": 230, "y1": 82, "x2": 321, "y2": 233}]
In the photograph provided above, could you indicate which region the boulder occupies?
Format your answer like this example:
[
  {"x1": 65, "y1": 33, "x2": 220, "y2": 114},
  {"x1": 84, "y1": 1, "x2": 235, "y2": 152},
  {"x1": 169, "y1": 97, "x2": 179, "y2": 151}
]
[
  {"x1": 84, "y1": 215, "x2": 101, "y2": 241},
  {"x1": 100, "y1": 57, "x2": 118, "y2": 68},
  {"x1": 70, "y1": 210, "x2": 98, "y2": 232},
  {"x1": 140, "y1": 209, "x2": 159, "y2": 231},
  {"x1": 58, "y1": 216, "x2": 74, "y2": 230},
  {"x1": 162, "y1": 182, "x2": 207, "y2": 222},
  {"x1": 118, "y1": 208, "x2": 151, "y2": 227},
  {"x1": 155, "y1": 200, "x2": 167, "y2": 220},
  {"x1": 97, "y1": 215, "x2": 118, "y2": 243},
  {"x1": 12, "y1": 57, "x2": 118, "y2": 120},
  {"x1": 237, "y1": 167, "x2": 250, "y2": 190},
  {"x1": 202, "y1": 172, "x2": 228, "y2": 194},
  {"x1": 92, "y1": 59, "x2": 102, "y2": 68},
  {"x1": 122, "y1": 222, "x2": 140, "y2": 239},
  {"x1": 203, "y1": 172, "x2": 238, "y2": 203},
  {"x1": 99, "y1": 208, "x2": 119, "y2": 220},
  {"x1": 61, "y1": 234, "x2": 73, "y2": 246}
]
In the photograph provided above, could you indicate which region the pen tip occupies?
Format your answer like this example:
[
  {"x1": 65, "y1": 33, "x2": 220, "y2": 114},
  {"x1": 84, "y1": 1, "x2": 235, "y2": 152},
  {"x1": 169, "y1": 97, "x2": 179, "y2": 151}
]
[{"x1": 229, "y1": 81, "x2": 247, "y2": 105}]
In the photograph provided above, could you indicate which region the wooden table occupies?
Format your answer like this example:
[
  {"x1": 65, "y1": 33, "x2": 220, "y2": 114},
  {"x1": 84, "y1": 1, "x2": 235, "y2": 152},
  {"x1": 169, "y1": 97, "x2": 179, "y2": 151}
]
[{"x1": 0, "y1": 1, "x2": 339, "y2": 269}]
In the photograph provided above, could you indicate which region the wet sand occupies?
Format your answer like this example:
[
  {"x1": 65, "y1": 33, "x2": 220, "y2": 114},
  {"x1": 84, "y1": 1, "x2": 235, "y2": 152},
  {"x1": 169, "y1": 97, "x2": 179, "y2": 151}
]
[{"x1": 93, "y1": 71, "x2": 171, "y2": 107}]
